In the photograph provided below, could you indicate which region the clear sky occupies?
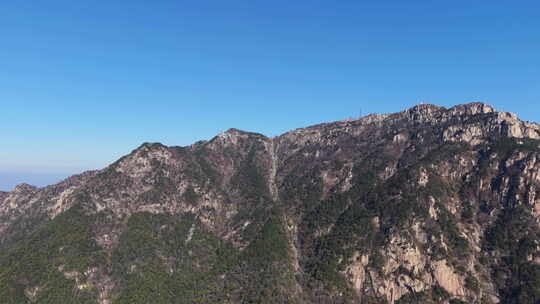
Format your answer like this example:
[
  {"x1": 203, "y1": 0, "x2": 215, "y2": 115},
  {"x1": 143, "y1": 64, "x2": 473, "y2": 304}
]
[{"x1": 1, "y1": 1, "x2": 539, "y2": 190}]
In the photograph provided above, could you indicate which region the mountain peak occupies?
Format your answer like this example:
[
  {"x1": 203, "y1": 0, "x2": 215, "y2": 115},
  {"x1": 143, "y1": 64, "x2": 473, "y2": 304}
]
[
  {"x1": 406, "y1": 102, "x2": 497, "y2": 121},
  {"x1": 409, "y1": 103, "x2": 445, "y2": 111},
  {"x1": 12, "y1": 183, "x2": 37, "y2": 193},
  {"x1": 449, "y1": 102, "x2": 496, "y2": 116},
  {"x1": 137, "y1": 142, "x2": 168, "y2": 151},
  {"x1": 405, "y1": 101, "x2": 497, "y2": 116},
  {"x1": 211, "y1": 128, "x2": 268, "y2": 147},
  {"x1": 223, "y1": 128, "x2": 267, "y2": 137},
  {"x1": 405, "y1": 103, "x2": 446, "y2": 120}
]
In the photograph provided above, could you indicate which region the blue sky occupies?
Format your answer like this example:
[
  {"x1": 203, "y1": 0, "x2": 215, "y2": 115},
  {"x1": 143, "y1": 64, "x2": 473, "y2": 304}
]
[{"x1": 0, "y1": 1, "x2": 539, "y2": 190}]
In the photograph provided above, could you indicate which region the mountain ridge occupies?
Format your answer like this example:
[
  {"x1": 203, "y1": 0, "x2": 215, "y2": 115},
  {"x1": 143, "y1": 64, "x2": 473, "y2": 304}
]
[
  {"x1": 1, "y1": 102, "x2": 540, "y2": 303},
  {"x1": 3, "y1": 102, "x2": 539, "y2": 193}
]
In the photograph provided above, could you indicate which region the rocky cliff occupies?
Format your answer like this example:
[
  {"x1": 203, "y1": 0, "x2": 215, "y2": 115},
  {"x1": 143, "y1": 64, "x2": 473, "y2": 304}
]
[{"x1": 1, "y1": 102, "x2": 540, "y2": 303}]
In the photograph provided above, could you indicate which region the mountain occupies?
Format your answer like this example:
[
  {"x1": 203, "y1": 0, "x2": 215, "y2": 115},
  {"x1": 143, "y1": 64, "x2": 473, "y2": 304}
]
[{"x1": 1, "y1": 102, "x2": 540, "y2": 304}]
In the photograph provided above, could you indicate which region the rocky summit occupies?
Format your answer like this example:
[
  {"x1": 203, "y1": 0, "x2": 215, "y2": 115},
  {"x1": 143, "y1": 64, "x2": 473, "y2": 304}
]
[{"x1": 2, "y1": 102, "x2": 540, "y2": 304}]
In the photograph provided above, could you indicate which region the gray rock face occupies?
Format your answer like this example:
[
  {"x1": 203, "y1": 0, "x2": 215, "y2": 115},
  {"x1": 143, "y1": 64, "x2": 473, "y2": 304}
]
[{"x1": 1, "y1": 102, "x2": 540, "y2": 304}]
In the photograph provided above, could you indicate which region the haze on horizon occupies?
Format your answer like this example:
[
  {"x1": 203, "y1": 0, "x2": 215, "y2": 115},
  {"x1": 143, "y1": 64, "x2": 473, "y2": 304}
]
[{"x1": 1, "y1": 1, "x2": 539, "y2": 191}]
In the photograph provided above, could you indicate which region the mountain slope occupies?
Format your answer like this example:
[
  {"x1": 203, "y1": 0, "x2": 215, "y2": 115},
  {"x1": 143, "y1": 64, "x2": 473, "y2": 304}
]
[{"x1": 1, "y1": 102, "x2": 540, "y2": 303}]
